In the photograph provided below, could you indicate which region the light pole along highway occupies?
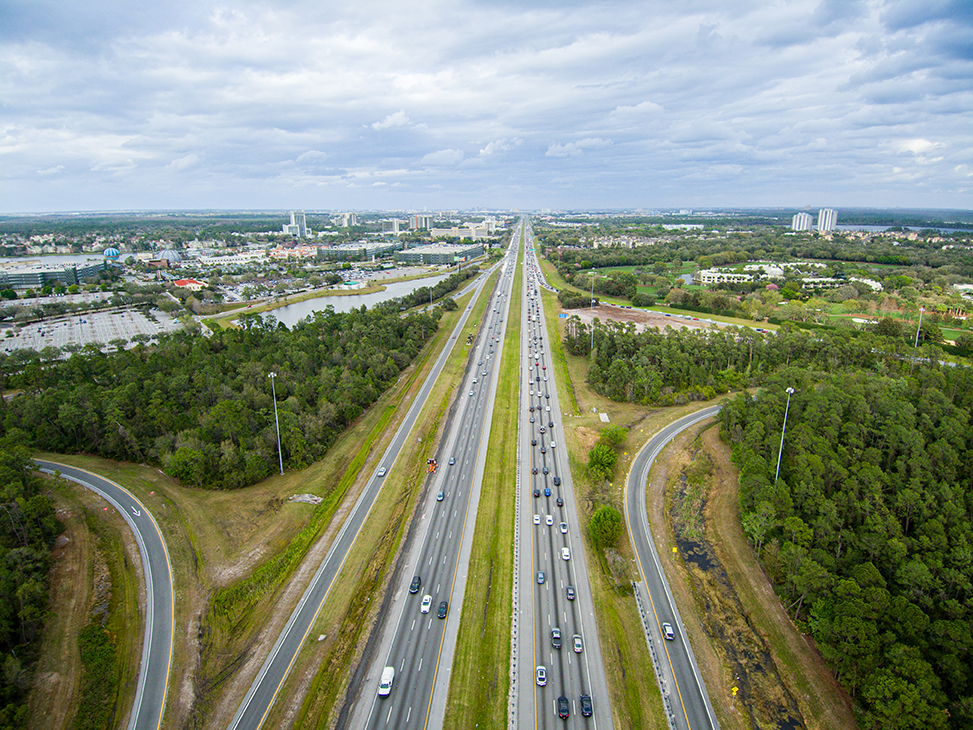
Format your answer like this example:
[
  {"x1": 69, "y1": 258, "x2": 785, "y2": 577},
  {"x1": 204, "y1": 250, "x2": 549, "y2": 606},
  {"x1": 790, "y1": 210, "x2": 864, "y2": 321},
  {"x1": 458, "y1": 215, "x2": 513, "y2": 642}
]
[
  {"x1": 34, "y1": 459, "x2": 174, "y2": 730},
  {"x1": 624, "y1": 407, "x2": 722, "y2": 730}
]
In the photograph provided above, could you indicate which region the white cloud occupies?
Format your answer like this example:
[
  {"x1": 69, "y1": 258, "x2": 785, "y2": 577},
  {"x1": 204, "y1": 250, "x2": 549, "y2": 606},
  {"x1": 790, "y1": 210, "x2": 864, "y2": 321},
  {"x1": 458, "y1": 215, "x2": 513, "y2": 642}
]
[
  {"x1": 546, "y1": 138, "x2": 613, "y2": 157},
  {"x1": 371, "y1": 110, "x2": 411, "y2": 130},
  {"x1": 479, "y1": 138, "x2": 522, "y2": 156},
  {"x1": 421, "y1": 148, "x2": 464, "y2": 165},
  {"x1": 36, "y1": 165, "x2": 65, "y2": 176},
  {"x1": 166, "y1": 153, "x2": 201, "y2": 171}
]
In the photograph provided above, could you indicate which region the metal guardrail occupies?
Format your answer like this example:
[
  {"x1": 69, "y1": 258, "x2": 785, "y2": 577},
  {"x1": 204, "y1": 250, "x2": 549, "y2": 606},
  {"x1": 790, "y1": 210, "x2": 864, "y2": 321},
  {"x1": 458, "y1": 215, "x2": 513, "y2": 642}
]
[{"x1": 633, "y1": 581, "x2": 678, "y2": 730}]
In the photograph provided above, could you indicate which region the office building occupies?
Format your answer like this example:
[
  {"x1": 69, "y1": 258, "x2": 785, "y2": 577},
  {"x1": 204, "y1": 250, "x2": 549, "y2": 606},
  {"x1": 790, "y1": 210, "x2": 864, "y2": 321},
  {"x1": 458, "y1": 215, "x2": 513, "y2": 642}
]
[
  {"x1": 394, "y1": 243, "x2": 483, "y2": 265},
  {"x1": 410, "y1": 214, "x2": 434, "y2": 230},
  {"x1": 282, "y1": 210, "x2": 309, "y2": 238}
]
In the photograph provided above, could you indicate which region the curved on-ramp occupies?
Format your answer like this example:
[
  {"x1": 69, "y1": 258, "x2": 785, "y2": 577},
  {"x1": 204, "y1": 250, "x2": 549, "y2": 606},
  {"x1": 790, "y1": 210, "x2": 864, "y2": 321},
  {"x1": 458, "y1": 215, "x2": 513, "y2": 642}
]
[
  {"x1": 35, "y1": 459, "x2": 174, "y2": 730},
  {"x1": 624, "y1": 407, "x2": 722, "y2": 730}
]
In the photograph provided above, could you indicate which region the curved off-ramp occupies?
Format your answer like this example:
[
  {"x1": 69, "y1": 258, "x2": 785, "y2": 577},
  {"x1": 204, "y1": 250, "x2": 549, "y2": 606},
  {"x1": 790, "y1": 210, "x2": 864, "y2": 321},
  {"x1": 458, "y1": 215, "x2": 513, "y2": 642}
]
[{"x1": 35, "y1": 459, "x2": 174, "y2": 730}]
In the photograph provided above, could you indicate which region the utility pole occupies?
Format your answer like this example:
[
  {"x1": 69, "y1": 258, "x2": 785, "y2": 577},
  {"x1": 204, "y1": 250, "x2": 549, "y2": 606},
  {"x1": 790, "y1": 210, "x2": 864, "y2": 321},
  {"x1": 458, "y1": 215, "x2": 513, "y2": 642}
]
[
  {"x1": 775, "y1": 387, "x2": 795, "y2": 482},
  {"x1": 268, "y1": 372, "x2": 284, "y2": 475}
]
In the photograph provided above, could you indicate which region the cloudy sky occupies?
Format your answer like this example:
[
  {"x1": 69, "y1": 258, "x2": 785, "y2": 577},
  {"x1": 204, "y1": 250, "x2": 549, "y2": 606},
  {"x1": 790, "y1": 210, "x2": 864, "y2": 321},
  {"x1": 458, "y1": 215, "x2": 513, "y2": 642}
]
[{"x1": 2, "y1": 0, "x2": 971, "y2": 213}]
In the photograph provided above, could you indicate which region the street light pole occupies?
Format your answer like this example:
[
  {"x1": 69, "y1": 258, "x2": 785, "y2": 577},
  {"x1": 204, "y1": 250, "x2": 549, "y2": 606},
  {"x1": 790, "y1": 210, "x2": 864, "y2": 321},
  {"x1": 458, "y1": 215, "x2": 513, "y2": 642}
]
[
  {"x1": 775, "y1": 387, "x2": 795, "y2": 483},
  {"x1": 268, "y1": 372, "x2": 284, "y2": 475},
  {"x1": 914, "y1": 307, "x2": 924, "y2": 348}
]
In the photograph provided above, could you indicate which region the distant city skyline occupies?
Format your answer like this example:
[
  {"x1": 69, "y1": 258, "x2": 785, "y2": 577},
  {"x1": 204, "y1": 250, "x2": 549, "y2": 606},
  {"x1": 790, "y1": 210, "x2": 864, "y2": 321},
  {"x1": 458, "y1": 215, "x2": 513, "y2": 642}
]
[{"x1": 2, "y1": 0, "x2": 971, "y2": 214}]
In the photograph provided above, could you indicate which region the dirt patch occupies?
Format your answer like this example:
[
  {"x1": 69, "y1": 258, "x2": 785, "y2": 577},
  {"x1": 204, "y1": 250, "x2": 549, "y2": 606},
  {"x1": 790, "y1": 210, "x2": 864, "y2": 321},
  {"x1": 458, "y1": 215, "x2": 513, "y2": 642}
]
[{"x1": 568, "y1": 304, "x2": 710, "y2": 333}]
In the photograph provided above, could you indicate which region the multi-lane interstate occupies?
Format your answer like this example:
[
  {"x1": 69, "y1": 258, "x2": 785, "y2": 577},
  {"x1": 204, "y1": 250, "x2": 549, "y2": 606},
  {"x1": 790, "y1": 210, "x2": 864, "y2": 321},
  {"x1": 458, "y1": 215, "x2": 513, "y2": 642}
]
[
  {"x1": 512, "y1": 227, "x2": 613, "y2": 728},
  {"x1": 346, "y1": 224, "x2": 521, "y2": 729}
]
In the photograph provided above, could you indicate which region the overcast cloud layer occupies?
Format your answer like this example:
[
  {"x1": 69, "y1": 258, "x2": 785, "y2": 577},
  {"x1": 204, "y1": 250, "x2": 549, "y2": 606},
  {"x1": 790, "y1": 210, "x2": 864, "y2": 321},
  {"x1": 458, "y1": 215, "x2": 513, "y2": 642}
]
[{"x1": 2, "y1": 0, "x2": 971, "y2": 212}]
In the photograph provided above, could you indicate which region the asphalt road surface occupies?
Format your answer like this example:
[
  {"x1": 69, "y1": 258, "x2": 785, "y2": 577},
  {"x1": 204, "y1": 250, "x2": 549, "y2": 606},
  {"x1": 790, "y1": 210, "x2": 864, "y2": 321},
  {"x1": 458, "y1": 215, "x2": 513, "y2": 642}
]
[
  {"x1": 347, "y1": 226, "x2": 522, "y2": 730},
  {"x1": 229, "y1": 231, "x2": 519, "y2": 730},
  {"x1": 514, "y1": 224, "x2": 613, "y2": 729},
  {"x1": 625, "y1": 407, "x2": 723, "y2": 730},
  {"x1": 34, "y1": 459, "x2": 174, "y2": 730}
]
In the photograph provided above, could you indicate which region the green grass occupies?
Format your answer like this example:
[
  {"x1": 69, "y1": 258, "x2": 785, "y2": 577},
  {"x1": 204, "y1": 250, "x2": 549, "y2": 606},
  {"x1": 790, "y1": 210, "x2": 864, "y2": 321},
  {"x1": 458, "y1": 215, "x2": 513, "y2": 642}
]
[{"x1": 444, "y1": 244, "x2": 523, "y2": 729}]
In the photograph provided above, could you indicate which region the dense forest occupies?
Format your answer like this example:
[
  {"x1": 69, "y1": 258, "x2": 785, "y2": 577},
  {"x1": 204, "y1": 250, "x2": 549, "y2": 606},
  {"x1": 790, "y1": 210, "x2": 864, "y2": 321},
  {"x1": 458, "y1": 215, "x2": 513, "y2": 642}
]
[
  {"x1": 0, "y1": 446, "x2": 60, "y2": 729},
  {"x1": 566, "y1": 319, "x2": 973, "y2": 727},
  {"x1": 0, "y1": 304, "x2": 442, "y2": 489}
]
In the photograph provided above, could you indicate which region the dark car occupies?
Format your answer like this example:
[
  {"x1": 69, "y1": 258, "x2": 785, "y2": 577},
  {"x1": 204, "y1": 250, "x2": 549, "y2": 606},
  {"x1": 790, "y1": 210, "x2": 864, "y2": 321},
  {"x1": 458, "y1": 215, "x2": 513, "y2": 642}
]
[
  {"x1": 409, "y1": 575, "x2": 421, "y2": 594},
  {"x1": 531, "y1": 438, "x2": 537, "y2": 446},
  {"x1": 438, "y1": 600, "x2": 449, "y2": 619},
  {"x1": 566, "y1": 585, "x2": 576, "y2": 600},
  {"x1": 580, "y1": 694, "x2": 592, "y2": 717},
  {"x1": 551, "y1": 628, "x2": 562, "y2": 649},
  {"x1": 553, "y1": 476, "x2": 561, "y2": 487},
  {"x1": 544, "y1": 487, "x2": 551, "y2": 497},
  {"x1": 557, "y1": 695, "x2": 570, "y2": 720},
  {"x1": 534, "y1": 488, "x2": 541, "y2": 498},
  {"x1": 532, "y1": 467, "x2": 538, "y2": 475},
  {"x1": 542, "y1": 466, "x2": 549, "y2": 475},
  {"x1": 556, "y1": 497, "x2": 564, "y2": 507}
]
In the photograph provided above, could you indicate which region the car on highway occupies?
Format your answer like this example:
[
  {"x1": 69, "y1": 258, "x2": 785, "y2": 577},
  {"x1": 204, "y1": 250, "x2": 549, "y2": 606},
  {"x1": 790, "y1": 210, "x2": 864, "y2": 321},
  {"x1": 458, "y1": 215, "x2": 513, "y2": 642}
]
[
  {"x1": 377, "y1": 467, "x2": 387, "y2": 477},
  {"x1": 536, "y1": 666, "x2": 547, "y2": 686},
  {"x1": 420, "y1": 595, "x2": 432, "y2": 613},
  {"x1": 378, "y1": 666, "x2": 395, "y2": 697},
  {"x1": 662, "y1": 622, "x2": 675, "y2": 640},
  {"x1": 469, "y1": 390, "x2": 474, "y2": 396},
  {"x1": 551, "y1": 628, "x2": 562, "y2": 648},
  {"x1": 533, "y1": 487, "x2": 541, "y2": 498},
  {"x1": 448, "y1": 457, "x2": 455, "y2": 465},
  {"x1": 544, "y1": 487, "x2": 552, "y2": 497},
  {"x1": 553, "y1": 476, "x2": 561, "y2": 486},
  {"x1": 537, "y1": 571, "x2": 545, "y2": 584},
  {"x1": 557, "y1": 695, "x2": 570, "y2": 720},
  {"x1": 531, "y1": 438, "x2": 537, "y2": 446},
  {"x1": 533, "y1": 514, "x2": 540, "y2": 525},
  {"x1": 573, "y1": 634, "x2": 583, "y2": 653},
  {"x1": 580, "y1": 694, "x2": 592, "y2": 717},
  {"x1": 556, "y1": 497, "x2": 564, "y2": 507},
  {"x1": 542, "y1": 466, "x2": 549, "y2": 475},
  {"x1": 409, "y1": 575, "x2": 421, "y2": 594},
  {"x1": 532, "y1": 466, "x2": 538, "y2": 475},
  {"x1": 562, "y1": 547, "x2": 571, "y2": 561},
  {"x1": 546, "y1": 515, "x2": 554, "y2": 526},
  {"x1": 437, "y1": 490, "x2": 444, "y2": 501},
  {"x1": 551, "y1": 441, "x2": 556, "y2": 448},
  {"x1": 559, "y1": 522, "x2": 568, "y2": 534},
  {"x1": 438, "y1": 600, "x2": 449, "y2": 618}
]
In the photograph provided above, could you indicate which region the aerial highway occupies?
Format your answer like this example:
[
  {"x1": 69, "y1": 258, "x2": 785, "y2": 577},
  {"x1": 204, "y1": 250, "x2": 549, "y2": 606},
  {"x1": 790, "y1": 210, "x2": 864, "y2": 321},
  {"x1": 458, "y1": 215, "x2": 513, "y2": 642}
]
[
  {"x1": 34, "y1": 459, "x2": 174, "y2": 730},
  {"x1": 512, "y1": 225, "x2": 613, "y2": 728},
  {"x1": 625, "y1": 407, "x2": 722, "y2": 730},
  {"x1": 227, "y1": 249, "x2": 511, "y2": 730},
  {"x1": 346, "y1": 224, "x2": 522, "y2": 729}
]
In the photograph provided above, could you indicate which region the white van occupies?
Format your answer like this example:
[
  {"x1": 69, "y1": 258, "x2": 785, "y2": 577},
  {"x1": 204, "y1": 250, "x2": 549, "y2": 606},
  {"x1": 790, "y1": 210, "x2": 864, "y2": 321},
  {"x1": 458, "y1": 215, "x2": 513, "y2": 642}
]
[{"x1": 378, "y1": 666, "x2": 394, "y2": 697}]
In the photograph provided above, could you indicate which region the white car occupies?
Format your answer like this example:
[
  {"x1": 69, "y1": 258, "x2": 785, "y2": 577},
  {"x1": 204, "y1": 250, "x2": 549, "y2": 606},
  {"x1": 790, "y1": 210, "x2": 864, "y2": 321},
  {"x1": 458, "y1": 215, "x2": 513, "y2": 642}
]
[
  {"x1": 546, "y1": 515, "x2": 554, "y2": 526},
  {"x1": 377, "y1": 467, "x2": 387, "y2": 477},
  {"x1": 536, "y1": 665, "x2": 547, "y2": 686},
  {"x1": 533, "y1": 514, "x2": 540, "y2": 525},
  {"x1": 562, "y1": 547, "x2": 571, "y2": 561},
  {"x1": 420, "y1": 595, "x2": 432, "y2": 613},
  {"x1": 559, "y1": 522, "x2": 568, "y2": 534}
]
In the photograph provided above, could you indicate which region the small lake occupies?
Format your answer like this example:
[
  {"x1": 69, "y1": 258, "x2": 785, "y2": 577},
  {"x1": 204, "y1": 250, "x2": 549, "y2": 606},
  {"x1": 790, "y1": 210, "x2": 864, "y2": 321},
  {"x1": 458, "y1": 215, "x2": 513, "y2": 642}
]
[{"x1": 255, "y1": 273, "x2": 453, "y2": 328}]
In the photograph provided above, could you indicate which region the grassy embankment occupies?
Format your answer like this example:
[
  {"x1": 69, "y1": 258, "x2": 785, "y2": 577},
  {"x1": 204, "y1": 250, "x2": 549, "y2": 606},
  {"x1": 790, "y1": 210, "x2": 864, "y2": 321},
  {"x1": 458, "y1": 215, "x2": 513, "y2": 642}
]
[
  {"x1": 442, "y1": 242, "x2": 523, "y2": 729},
  {"x1": 31, "y1": 275, "x2": 485, "y2": 730},
  {"x1": 267, "y1": 269, "x2": 500, "y2": 730}
]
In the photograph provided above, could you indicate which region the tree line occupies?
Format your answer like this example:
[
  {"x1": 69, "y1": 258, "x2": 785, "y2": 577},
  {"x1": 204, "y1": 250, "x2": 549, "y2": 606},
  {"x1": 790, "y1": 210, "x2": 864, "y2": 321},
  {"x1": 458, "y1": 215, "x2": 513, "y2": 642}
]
[
  {"x1": 0, "y1": 304, "x2": 442, "y2": 489},
  {"x1": 563, "y1": 317, "x2": 973, "y2": 727},
  {"x1": 0, "y1": 446, "x2": 60, "y2": 729}
]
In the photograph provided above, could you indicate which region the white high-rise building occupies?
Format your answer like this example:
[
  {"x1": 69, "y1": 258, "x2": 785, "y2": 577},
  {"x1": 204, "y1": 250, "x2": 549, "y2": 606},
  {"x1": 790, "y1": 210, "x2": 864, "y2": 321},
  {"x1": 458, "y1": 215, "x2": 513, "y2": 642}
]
[
  {"x1": 283, "y1": 210, "x2": 309, "y2": 238},
  {"x1": 817, "y1": 208, "x2": 837, "y2": 232},
  {"x1": 791, "y1": 212, "x2": 813, "y2": 231},
  {"x1": 410, "y1": 214, "x2": 434, "y2": 230}
]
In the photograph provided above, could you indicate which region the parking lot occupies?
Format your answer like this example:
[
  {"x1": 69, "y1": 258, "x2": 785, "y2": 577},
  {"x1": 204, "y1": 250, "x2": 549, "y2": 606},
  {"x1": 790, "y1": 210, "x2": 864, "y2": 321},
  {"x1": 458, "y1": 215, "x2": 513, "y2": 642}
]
[{"x1": 0, "y1": 307, "x2": 184, "y2": 354}]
